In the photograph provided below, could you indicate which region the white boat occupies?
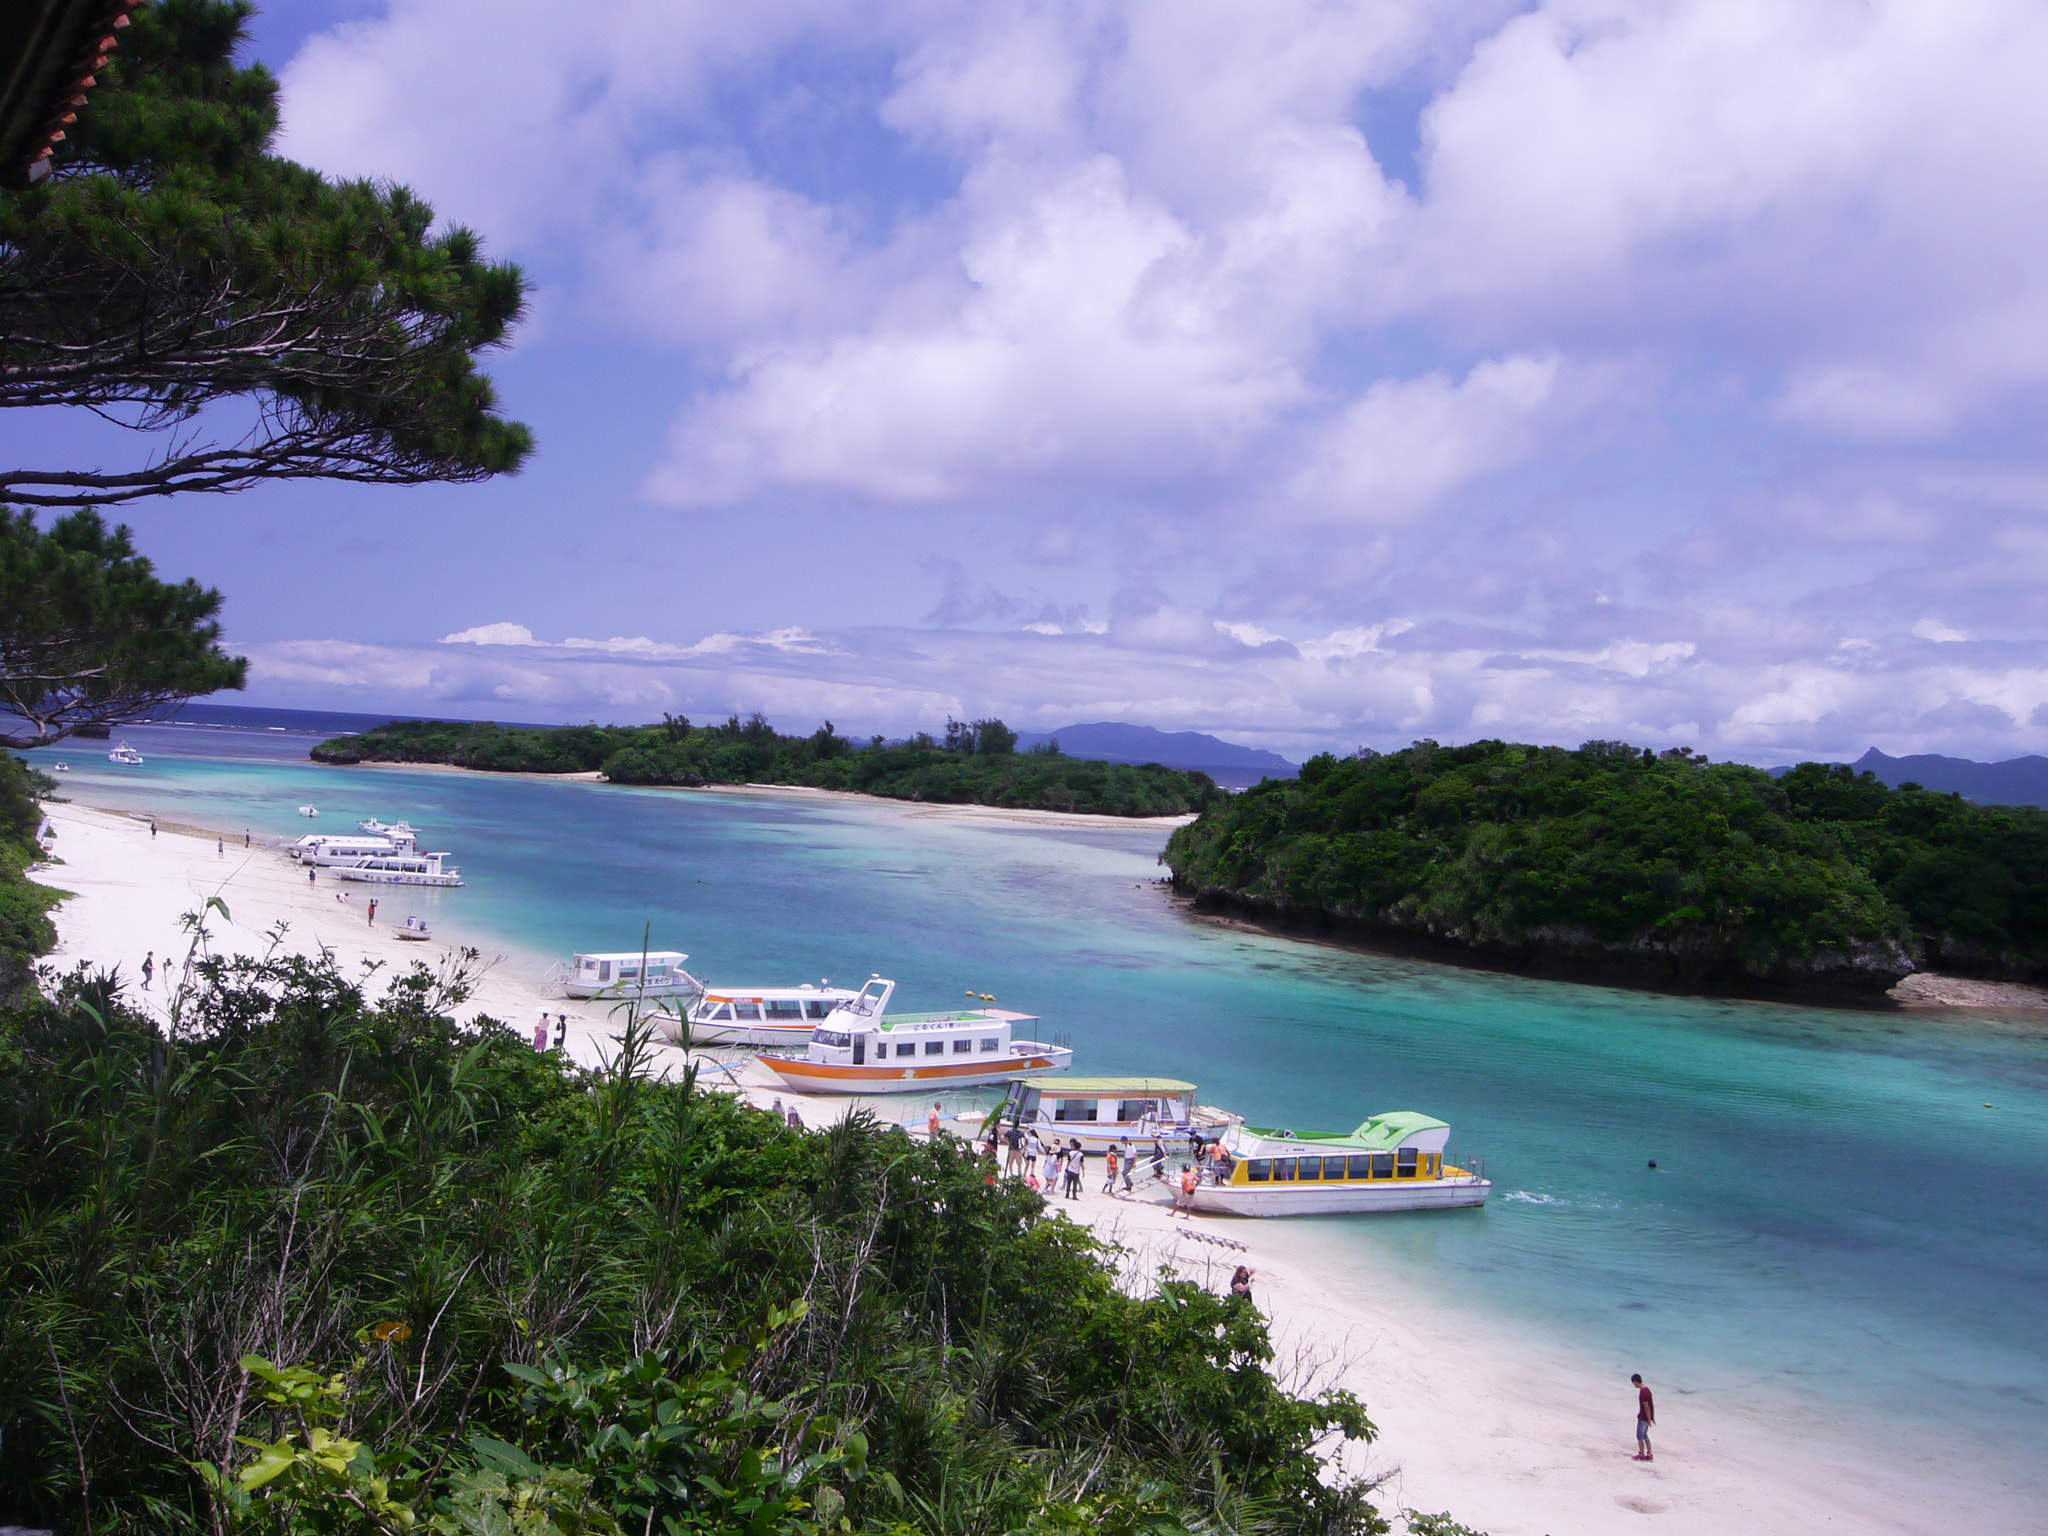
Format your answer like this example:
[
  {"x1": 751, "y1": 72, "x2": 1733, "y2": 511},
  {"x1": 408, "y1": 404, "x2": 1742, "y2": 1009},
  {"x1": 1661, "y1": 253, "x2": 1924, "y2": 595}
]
[
  {"x1": 330, "y1": 851, "x2": 462, "y2": 887},
  {"x1": 298, "y1": 805, "x2": 319, "y2": 817},
  {"x1": 394, "y1": 915, "x2": 433, "y2": 942},
  {"x1": 289, "y1": 828, "x2": 420, "y2": 864},
  {"x1": 671, "y1": 980, "x2": 864, "y2": 1046},
  {"x1": 998, "y1": 1076, "x2": 1241, "y2": 1156},
  {"x1": 1188, "y1": 1113, "x2": 1491, "y2": 1217},
  {"x1": 548, "y1": 951, "x2": 702, "y2": 1001},
  {"x1": 358, "y1": 818, "x2": 415, "y2": 837},
  {"x1": 108, "y1": 744, "x2": 143, "y2": 765},
  {"x1": 51, "y1": 762, "x2": 67, "y2": 773},
  {"x1": 760, "y1": 977, "x2": 1071, "y2": 1095}
]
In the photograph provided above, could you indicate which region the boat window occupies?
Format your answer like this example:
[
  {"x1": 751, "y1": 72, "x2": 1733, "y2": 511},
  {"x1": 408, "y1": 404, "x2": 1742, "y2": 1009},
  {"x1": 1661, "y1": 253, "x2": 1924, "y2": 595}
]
[
  {"x1": 766, "y1": 1000, "x2": 803, "y2": 1019},
  {"x1": 704, "y1": 1003, "x2": 733, "y2": 1021},
  {"x1": 735, "y1": 1003, "x2": 763, "y2": 1020},
  {"x1": 952, "y1": 1039, "x2": 973, "y2": 1054},
  {"x1": 898, "y1": 1043, "x2": 919, "y2": 1058},
  {"x1": 1118, "y1": 1099, "x2": 1159, "y2": 1122},
  {"x1": 1368, "y1": 1153, "x2": 1393, "y2": 1178},
  {"x1": 805, "y1": 1001, "x2": 833, "y2": 1019},
  {"x1": 1397, "y1": 1149, "x2": 1419, "y2": 1177},
  {"x1": 1295, "y1": 1157, "x2": 1319, "y2": 1182},
  {"x1": 1246, "y1": 1159, "x2": 1272, "y2": 1182},
  {"x1": 978, "y1": 1038, "x2": 1000, "y2": 1053},
  {"x1": 924, "y1": 1041, "x2": 945, "y2": 1056},
  {"x1": 620, "y1": 966, "x2": 639, "y2": 980},
  {"x1": 597, "y1": 962, "x2": 611, "y2": 982},
  {"x1": 812, "y1": 1030, "x2": 851, "y2": 1049},
  {"x1": 1053, "y1": 1100, "x2": 1098, "y2": 1122},
  {"x1": 1320, "y1": 1155, "x2": 1348, "y2": 1180},
  {"x1": 1346, "y1": 1155, "x2": 1374, "y2": 1180}
]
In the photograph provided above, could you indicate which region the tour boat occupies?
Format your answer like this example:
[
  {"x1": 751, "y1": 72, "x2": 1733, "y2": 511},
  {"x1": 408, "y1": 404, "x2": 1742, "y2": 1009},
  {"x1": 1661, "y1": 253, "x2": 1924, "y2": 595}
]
[
  {"x1": 999, "y1": 1077, "x2": 1241, "y2": 1155},
  {"x1": 669, "y1": 981, "x2": 865, "y2": 1046},
  {"x1": 1188, "y1": 1113, "x2": 1490, "y2": 1216},
  {"x1": 759, "y1": 976, "x2": 1071, "y2": 1094},
  {"x1": 290, "y1": 826, "x2": 420, "y2": 864},
  {"x1": 108, "y1": 744, "x2": 144, "y2": 765},
  {"x1": 547, "y1": 951, "x2": 703, "y2": 1002},
  {"x1": 358, "y1": 818, "x2": 415, "y2": 837},
  {"x1": 394, "y1": 914, "x2": 433, "y2": 942},
  {"x1": 330, "y1": 850, "x2": 463, "y2": 887}
]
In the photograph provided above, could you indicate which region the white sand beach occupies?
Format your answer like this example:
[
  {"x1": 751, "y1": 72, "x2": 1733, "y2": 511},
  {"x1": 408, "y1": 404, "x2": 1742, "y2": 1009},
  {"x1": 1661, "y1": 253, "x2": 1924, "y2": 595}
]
[{"x1": 27, "y1": 799, "x2": 2027, "y2": 1535}]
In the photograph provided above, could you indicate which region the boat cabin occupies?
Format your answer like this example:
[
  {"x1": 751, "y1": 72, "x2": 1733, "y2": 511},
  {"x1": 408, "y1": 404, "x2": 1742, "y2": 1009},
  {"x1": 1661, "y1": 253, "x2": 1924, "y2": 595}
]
[
  {"x1": 1005, "y1": 1077, "x2": 1199, "y2": 1138},
  {"x1": 802, "y1": 1006, "x2": 1039, "y2": 1067},
  {"x1": 690, "y1": 985, "x2": 851, "y2": 1028},
  {"x1": 569, "y1": 951, "x2": 694, "y2": 991},
  {"x1": 1222, "y1": 1112, "x2": 1453, "y2": 1186},
  {"x1": 289, "y1": 829, "x2": 418, "y2": 864}
]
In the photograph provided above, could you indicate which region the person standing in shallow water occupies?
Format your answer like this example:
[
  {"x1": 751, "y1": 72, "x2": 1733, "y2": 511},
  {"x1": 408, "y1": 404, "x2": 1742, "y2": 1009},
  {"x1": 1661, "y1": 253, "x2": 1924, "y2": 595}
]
[{"x1": 1632, "y1": 1373, "x2": 1655, "y2": 1460}]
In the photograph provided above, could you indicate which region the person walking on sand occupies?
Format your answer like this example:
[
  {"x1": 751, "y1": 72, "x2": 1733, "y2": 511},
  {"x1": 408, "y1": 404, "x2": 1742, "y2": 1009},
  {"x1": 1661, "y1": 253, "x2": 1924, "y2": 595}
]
[
  {"x1": 1121, "y1": 1147, "x2": 1135, "y2": 1194},
  {"x1": 927, "y1": 1102, "x2": 944, "y2": 1141},
  {"x1": 308, "y1": 865, "x2": 316, "y2": 884},
  {"x1": 217, "y1": 836, "x2": 223, "y2": 858},
  {"x1": 140, "y1": 951, "x2": 154, "y2": 990},
  {"x1": 367, "y1": 898, "x2": 377, "y2": 926},
  {"x1": 1632, "y1": 1374, "x2": 1655, "y2": 1460},
  {"x1": 1038, "y1": 1142, "x2": 1056, "y2": 1189},
  {"x1": 534, "y1": 1010, "x2": 550, "y2": 1051},
  {"x1": 1063, "y1": 1148, "x2": 1085, "y2": 1199},
  {"x1": 1175, "y1": 1162, "x2": 1199, "y2": 1218},
  {"x1": 149, "y1": 818, "x2": 156, "y2": 838},
  {"x1": 1102, "y1": 1145, "x2": 1121, "y2": 1195},
  {"x1": 1150, "y1": 1139, "x2": 1167, "y2": 1183},
  {"x1": 1004, "y1": 1124, "x2": 1025, "y2": 1178}
]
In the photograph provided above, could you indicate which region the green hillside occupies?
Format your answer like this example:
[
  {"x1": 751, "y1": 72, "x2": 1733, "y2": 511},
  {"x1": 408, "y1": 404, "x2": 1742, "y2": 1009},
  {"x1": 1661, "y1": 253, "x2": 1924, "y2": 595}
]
[{"x1": 1162, "y1": 739, "x2": 2048, "y2": 996}]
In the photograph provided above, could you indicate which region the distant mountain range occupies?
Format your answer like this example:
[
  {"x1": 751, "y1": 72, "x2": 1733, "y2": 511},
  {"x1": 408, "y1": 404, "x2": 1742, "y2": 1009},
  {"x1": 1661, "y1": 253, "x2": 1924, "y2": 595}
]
[
  {"x1": 1017, "y1": 722, "x2": 1296, "y2": 789},
  {"x1": 1853, "y1": 748, "x2": 2048, "y2": 808}
]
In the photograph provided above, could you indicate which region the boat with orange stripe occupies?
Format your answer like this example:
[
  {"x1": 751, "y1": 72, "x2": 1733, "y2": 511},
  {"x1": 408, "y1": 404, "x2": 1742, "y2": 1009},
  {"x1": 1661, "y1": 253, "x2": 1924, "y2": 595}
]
[{"x1": 759, "y1": 976, "x2": 1072, "y2": 1094}]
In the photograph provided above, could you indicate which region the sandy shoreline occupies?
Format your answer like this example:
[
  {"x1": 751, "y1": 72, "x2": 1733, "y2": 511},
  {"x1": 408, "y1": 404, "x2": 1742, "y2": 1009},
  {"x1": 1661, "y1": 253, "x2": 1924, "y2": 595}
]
[{"x1": 25, "y1": 800, "x2": 2027, "y2": 1534}]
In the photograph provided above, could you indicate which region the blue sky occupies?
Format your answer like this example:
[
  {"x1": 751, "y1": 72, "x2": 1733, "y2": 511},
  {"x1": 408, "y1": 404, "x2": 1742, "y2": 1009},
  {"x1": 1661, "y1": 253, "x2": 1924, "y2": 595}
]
[{"x1": 31, "y1": 0, "x2": 2048, "y2": 762}]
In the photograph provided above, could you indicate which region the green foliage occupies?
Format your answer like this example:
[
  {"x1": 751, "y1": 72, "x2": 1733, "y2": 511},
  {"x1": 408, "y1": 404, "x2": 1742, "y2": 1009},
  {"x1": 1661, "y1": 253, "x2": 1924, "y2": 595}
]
[
  {"x1": 0, "y1": 0, "x2": 532, "y2": 505},
  {"x1": 0, "y1": 508, "x2": 248, "y2": 747},
  {"x1": 1162, "y1": 739, "x2": 2048, "y2": 989},
  {"x1": 314, "y1": 715, "x2": 1225, "y2": 818},
  {"x1": 0, "y1": 754, "x2": 58, "y2": 999},
  {"x1": 0, "y1": 954, "x2": 1381, "y2": 1535}
]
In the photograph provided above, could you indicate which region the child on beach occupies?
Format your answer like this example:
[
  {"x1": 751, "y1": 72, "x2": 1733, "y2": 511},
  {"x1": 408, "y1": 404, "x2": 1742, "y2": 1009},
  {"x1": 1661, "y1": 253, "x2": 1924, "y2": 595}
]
[
  {"x1": 1632, "y1": 1374, "x2": 1655, "y2": 1460},
  {"x1": 1102, "y1": 1146, "x2": 1120, "y2": 1195}
]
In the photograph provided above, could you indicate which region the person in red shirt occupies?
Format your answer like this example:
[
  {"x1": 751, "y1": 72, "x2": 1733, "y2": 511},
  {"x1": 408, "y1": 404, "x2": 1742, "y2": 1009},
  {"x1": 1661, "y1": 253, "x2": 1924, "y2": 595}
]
[{"x1": 1631, "y1": 1373, "x2": 1655, "y2": 1460}]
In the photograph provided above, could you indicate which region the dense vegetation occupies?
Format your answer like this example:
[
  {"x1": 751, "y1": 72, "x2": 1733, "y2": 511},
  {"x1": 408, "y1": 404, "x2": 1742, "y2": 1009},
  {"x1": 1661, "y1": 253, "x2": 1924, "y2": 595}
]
[
  {"x1": 0, "y1": 952, "x2": 1381, "y2": 1535},
  {"x1": 0, "y1": 754, "x2": 59, "y2": 1000},
  {"x1": 1164, "y1": 739, "x2": 2048, "y2": 994},
  {"x1": 314, "y1": 714, "x2": 1225, "y2": 817}
]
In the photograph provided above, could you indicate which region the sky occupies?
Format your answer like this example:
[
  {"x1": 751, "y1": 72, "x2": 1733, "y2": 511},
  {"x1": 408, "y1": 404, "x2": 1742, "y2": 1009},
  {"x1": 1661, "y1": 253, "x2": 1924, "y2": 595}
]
[{"x1": 24, "y1": 0, "x2": 2048, "y2": 763}]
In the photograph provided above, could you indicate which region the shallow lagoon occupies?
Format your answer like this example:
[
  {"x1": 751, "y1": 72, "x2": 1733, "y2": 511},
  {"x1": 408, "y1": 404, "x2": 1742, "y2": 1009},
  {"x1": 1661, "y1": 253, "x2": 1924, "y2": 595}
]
[{"x1": 35, "y1": 723, "x2": 2048, "y2": 1503}]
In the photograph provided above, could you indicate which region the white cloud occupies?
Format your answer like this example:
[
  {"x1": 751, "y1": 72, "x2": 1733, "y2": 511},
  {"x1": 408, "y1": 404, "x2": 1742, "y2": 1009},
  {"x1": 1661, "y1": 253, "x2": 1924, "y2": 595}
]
[
  {"x1": 441, "y1": 622, "x2": 538, "y2": 646},
  {"x1": 1913, "y1": 618, "x2": 1969, "y2": 644},
  {"x1": 1214, "y1": 620, "x2": 1285, "y2": 647}
]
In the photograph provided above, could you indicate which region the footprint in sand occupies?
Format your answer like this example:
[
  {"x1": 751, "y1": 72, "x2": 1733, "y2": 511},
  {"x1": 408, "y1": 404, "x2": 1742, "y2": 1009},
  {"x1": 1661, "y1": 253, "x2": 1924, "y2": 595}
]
[{"x1": 1615, "y1": 1495, "x2": 1666, "y2": 1515}]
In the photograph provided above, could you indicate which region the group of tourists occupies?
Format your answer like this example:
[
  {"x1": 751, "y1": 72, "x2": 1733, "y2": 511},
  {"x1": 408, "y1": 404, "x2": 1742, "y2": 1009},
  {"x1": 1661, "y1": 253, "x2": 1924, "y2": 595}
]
[{"x1": 947, "y1": 1107, "x2": 1237, "y2": 1213}]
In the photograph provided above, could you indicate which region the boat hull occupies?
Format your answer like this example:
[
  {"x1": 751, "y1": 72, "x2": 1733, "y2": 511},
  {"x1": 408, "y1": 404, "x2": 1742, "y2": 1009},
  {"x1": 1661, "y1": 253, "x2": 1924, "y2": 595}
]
[
  {"x1": 669, "y1": 1019, "x2": 814, "y2": 1048},
  {"x1": 332, "y1": 868, "x2": 463, "y2": 887},
  {"x1": 561, "y1": 979, "x2": 699, "y2": 1000},
  {"x1": 762, "y1": 1045, "x2": 1073, "y2": 1095},
  {"x1": 1189, "y1": 1176, "x2": 1490, "y2": 1217}
]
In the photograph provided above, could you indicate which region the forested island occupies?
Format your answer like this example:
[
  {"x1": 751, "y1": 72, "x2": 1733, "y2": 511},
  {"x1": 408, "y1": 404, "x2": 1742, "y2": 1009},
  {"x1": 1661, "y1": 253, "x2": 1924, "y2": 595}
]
[
  {"x1": 1163, "y1": 739, "x2": 2048, "y2": 998},
  {"x1": 313, "y1": 714, "x2": 1224, "y2": 817}
]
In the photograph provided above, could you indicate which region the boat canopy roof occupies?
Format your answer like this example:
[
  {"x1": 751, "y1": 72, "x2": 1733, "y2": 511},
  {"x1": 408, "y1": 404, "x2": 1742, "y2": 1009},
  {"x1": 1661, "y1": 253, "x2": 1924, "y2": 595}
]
[
  {"x1": 1018, "y1": 1076, "x2": 1194, "y2": 1095},
  {"x1": 1241, "y1": 1111, "x2": 1449, "y2": 1152},
  {"x1": 574, "y1": 951, "x2": 689, "y2": 965}
]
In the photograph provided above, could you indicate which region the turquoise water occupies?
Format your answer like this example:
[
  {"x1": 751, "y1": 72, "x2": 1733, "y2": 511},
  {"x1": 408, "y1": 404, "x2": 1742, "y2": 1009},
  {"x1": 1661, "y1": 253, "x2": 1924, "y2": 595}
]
[{"x1": 33, "y1": 726, "x2": 2048, "y2": 1496}]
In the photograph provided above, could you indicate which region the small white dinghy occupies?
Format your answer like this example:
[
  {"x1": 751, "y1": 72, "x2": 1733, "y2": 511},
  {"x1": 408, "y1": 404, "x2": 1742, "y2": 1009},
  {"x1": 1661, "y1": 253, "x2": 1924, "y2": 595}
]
[
  {"x1": 395, "y1": 914, "x2": 432, "y2": 942},
  {"x1": 298, "y1": 805, "x2": 319, "y2": 817}
]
